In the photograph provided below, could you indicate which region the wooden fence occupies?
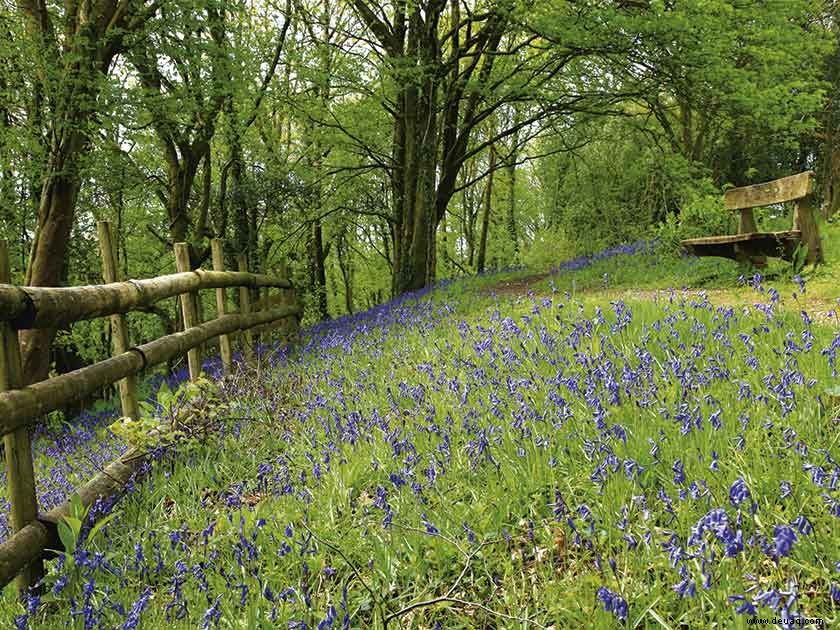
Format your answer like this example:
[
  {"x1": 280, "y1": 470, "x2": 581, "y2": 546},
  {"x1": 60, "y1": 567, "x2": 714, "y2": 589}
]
[{"x1": 0, "y1": 224, "x2": 300, "y2": 593}]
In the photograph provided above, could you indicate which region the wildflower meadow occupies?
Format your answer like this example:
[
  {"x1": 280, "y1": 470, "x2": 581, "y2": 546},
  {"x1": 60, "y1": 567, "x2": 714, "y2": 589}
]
[{"x1": 2, "y1": 241, "x2": 839, "y2": 628}]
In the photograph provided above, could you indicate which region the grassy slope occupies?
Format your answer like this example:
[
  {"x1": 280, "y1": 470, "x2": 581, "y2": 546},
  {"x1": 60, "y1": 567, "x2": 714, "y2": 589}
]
[
  {"x1": 534, "y1": 221, "x2": 840, "y2": 316},
  {"x1": 2, "y1": 230, "x2": 840, "y2": 629}
]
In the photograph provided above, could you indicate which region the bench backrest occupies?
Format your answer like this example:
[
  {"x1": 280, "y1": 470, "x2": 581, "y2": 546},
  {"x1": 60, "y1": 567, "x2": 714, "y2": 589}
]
[
  {"x1": 723, "y1": 170, "x2": 821, "y2": 264},
  {"x1": 724, "y1": 171, "x2": 814, "y2": 211}
]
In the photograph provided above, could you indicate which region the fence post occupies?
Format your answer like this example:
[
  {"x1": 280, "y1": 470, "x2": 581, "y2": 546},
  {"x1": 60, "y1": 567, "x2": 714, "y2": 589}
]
[
  {"x1": 97, "y1": 222, "x2": 139, "y2": 420},
  {"x1": 210, "y1": 239, "x2": 233, "y2": 374},
  {"x1": 174, "y1": 243, "x2": 201, "y2": 380},
  {"x1": 0, "y1": 241, "x2": 43, "y2": 594},
  {"x1": 236, "y1": 254, "x2": 253, "y2": 362},
  {"x1": 277, "y1": 259, "x2": 299, "y2": 337}
]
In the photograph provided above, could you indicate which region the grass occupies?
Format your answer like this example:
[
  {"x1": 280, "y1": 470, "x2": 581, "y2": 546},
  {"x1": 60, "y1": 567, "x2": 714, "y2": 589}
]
[
  {"x1": 530, "y1": 220, "x2": 840, "y2": 312},
  {"x1": 1, "y1": 227, "x2": 840, "y2": 628}
]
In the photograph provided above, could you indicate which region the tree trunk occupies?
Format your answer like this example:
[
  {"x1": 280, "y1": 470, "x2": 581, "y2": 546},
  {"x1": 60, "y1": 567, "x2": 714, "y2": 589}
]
[
  {"x1": 388, "y1": 3, "x2": 443, "y2": 296},
  {"x1": 309, "y1": 219, "x2": 329, "y2": 319},
  {"x1": 476, "y1": 143, "x2": 495, "y2": 273},
  {"x1": 20, "y1": 158, "x2": 83, "y2": 384},
  {"x1": 165, "y1": 146, "x2": 209, "y2": 266},
  {"x1": 352, "y1": 0, "x2": 505, "y2": 295},
  {"x1": 439, "y1": 210, "x2": 452, "y2": 276},
  {"x1": 823, "y1": 127, "x2": 840, "y2": 219},
  {"x1": 16, "y1": 0, "x2": 143, "y2": 385},
  {"x1": 506, "y1": 126, "x2": 519, "y2": 261},
  {"x1": 337, "y1": 233, "x2": 354, "y2": 314}
]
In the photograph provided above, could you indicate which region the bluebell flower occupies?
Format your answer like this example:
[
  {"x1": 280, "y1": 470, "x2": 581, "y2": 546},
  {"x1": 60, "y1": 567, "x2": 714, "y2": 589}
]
[
  {"x1": 780, "y1": 481, "x2": 792, "y2": 500},
  {"x1": 672, "y1": 459, "x2": 686, "y2": 485},
  {"x1": 421, "y1": 513, "x2": 439, "y2": 535},
  {"x1": 791, "y1": 515, "x2": 813, "y2": 535},
  {"x1": 728, "y1": 594, "x2": 757, "y2": 616},
  {"x1": 772, "y1": 525, "x2": 797, "y2": 559},
  {"x1": 122, "y1": 589, "x2": 152, "y2": 630},
  {"x1": 673, "y1": 577, "x2": 696, "y2": 598},
  {"x1": 596, "y1": 586, "x2": 628, "y2": 621},
  {"x1": 462, "y1": 522, "x2": 477, "y2": 544},
  {"x1": 729, "y1": 478, "x2": 750, "y2": 508},
  {"x1": 53, "y1": 574, "x2": 69, "y2": 595},
  {"x1": 553, "y1": 490, "x2": 568, "y2": 520}
]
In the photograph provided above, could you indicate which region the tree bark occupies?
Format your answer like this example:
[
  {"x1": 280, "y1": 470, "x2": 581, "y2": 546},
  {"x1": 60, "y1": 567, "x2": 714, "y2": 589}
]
[
  {"x1": 309, "y1": 219, "x2": 329, "y2": 319},
  {"x1": 19, "y1": 0, "x2": 153, "y2": 384},
  {"x1": 476, "y1": 143, "x2": 495, "y2": 273},
  {"x1": 822, "y1": 118, "x2": 840, "y2": 219},
  {"x1": 337, "y1": 232, "x2": 354, "y2": 314},
  {"x1": 21, "y1": 159, "x2": 83, "y2": 383},
  {"x1": 352, "y1": 0, "x2": 508, "y2": 295},
  {"x1": 506, "y1": 122, "x2": 519, "y2": 261}
]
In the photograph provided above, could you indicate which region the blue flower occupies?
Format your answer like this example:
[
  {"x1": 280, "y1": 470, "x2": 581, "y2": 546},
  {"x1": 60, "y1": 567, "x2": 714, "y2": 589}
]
[
  {"x1": 553, "y1": 490, "x2": 568, "y2": 520},
  {"x1": 729, "y1": 478, "x2": 750, "y2": 508},
  {"x1": 772, "y1": 525, "x2": 797, "y2": 559},
  {"x1": 201, "y1": 595, "x2": 222, "y2": 630},
  {"x1": 596, "y1": 586, "x2": 628, "y2": 621},
  {"x1": 122, "y1": 589, "x2": 152, "y2": 630},
  {"x1": 672, "y1": 459, "x2": 686, "y2": 485},
  {"x1": 728, "y1": 594, "x2": 757, "y2": 616},
  {"x1": 673, "y1": 577, "x2": 696, "y2": 598},
  {"x1": 421, "y1": 513, "x2": 439, "y2": 535},
  {"x1": 791, "y1": 515, "x2": 813, "y2": 535},
  {"x1": 780, "y1": 481, "x2": 792, "y2": 500}
]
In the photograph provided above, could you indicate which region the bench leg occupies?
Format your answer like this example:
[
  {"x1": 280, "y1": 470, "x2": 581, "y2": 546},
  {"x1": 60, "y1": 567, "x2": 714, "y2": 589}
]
[
  {"x1": 794, "y1": 195, "x2": 823, "y2": 264},
  {"x1": 736, "y1": 208, "x2": 767, "y2": 267}
]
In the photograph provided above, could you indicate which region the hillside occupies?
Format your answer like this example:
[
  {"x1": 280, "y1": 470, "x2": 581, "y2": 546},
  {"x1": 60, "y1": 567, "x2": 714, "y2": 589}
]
[{"x1": 2, "y1": 237, "x2": 839, "y2": 628}]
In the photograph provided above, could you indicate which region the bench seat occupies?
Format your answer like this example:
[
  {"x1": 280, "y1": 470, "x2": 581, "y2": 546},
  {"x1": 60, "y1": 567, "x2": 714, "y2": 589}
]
[{"x1": 681, "y1": 230, "x2": 802, "y2": 261}]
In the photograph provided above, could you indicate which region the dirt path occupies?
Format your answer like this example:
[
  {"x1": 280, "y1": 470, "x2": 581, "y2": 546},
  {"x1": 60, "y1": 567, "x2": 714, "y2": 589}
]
[{"x1": 487, "y1": 272, "x2": 550, "y2": 296}]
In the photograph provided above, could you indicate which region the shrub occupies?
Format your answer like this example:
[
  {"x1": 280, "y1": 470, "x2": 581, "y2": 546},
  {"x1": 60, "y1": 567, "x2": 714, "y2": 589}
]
[
  {"x1": 657, "y1": 193, "x2": 733, "y2": 252},
  {"x1": 521, "y1": 225, "x2": 579, "y2": 270}
]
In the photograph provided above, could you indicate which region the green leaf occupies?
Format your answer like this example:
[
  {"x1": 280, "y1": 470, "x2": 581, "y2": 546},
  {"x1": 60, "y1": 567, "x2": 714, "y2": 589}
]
[
  {"x1": 57, "y1": 520, "x2": 77, "y2": 554},
  {"x1": 647, "y1": 608, "x2": 675, "y2": 630},
  {"x1": 792, "y1": 243, "x2": 808, "y2": 275},
  {"x1": 86, "y1": 514, "x2": 117, "y2": 545},
  {"x1": 64, "y1": 516, "x2": 83, "y2": 537},
  {"x1": 70, "y1": 493, "x2": 85, "y2": 520}
]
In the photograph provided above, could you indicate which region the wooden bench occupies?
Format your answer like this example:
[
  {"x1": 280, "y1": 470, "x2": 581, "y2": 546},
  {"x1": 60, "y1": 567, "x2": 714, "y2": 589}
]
[{"x1": 681, "y1": 171, "x2": 823, "y2": 265}]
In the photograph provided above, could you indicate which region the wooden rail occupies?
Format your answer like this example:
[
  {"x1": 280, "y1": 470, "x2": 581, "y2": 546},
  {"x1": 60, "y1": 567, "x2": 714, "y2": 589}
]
[{"x1": 0, "y1": 226, "x2": 300, "y2": 593}]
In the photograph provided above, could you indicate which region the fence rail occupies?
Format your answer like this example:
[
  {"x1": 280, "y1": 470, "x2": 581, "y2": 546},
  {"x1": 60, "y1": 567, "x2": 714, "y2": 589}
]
[
  {"x1": 0, "y1": 270, "x2": 291, "y2": 330},
  {"x1": 0, "y1": 225, "x2": 300, "y2": 593}
]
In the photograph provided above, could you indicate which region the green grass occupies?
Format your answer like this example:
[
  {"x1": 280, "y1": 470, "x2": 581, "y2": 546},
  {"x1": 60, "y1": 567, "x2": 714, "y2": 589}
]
[
  {"x1": 528, "y1": 220, "x2": 840, "y2": 318},
  {"x1": 2, "y1": 221, "x2": 839, "y2": 629}
]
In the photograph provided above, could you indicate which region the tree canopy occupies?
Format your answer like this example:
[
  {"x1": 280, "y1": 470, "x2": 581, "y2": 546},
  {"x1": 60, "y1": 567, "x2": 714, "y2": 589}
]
[{"x1": 0, "y1": 0, "x2": 834, "y2": 381}]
